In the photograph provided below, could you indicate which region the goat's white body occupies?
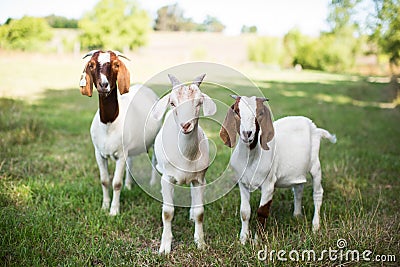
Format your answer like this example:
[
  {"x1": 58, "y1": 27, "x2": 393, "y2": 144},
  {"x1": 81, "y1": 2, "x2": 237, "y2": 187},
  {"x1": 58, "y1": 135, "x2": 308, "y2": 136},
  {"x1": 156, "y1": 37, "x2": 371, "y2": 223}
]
[
  {"x1": 231, "y1": 116, "x2": 336, "y2": 243},
  {"x1": 154, "y1": 111, "x2": 209, "y2": 184},
  {"x1": 90, "y1": 84, "x2": 161, "y2": 215}
]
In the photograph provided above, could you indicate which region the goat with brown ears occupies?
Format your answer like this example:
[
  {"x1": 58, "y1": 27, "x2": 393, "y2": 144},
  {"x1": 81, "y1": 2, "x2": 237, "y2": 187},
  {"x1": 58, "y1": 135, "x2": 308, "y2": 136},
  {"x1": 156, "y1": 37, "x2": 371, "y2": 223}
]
[
  {"x1": 220, "y1": 95, "x2": 336, "y2": 244},
  {"x1": 80, "y1": 50, "x2": 161, "y2": 215}
]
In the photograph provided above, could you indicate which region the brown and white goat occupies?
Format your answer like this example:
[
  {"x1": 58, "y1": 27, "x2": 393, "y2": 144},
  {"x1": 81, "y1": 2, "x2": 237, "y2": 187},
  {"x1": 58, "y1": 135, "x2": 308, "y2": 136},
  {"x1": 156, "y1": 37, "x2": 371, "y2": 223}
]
[
  {"x1": 220, "y1": 95, "x2": 336, "y2": 243},
  {"x1": 80, "y1": 50, "x2": 161, "y2": 215}
]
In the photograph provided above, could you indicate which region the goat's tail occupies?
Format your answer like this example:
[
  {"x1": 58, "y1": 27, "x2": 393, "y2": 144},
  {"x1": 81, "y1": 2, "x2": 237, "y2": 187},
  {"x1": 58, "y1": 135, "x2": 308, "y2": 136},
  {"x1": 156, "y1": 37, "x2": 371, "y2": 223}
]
[{"x1": 316, "y1": 128, "x2": 337, "y2": 144}]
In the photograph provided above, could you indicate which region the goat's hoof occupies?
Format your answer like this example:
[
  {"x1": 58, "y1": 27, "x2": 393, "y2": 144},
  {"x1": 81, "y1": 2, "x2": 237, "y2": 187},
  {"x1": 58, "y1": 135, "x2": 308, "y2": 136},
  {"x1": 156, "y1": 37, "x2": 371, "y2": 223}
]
[
  {"x1": 101, "y1": 202, "x2": 110, "y2": 210},
  {"x1": 159, "y1": 243, "x2": 171, "y2": 255},
  {"x1": 196, "y1": 240, "x2": 206, "y2": 250},
  {"x1": 109, "y1": 207, "x2": 120, "y2": 216},
  {"x1": 253, "y1": 234, "x2": 261, "y2": 246},
  {"x1": 293, "y1": 213, "x2": 303, "y2": 218},
  {"x1": 312, "y1": 224, "x2": 320, "y2": 233},
  {"x1": 125, "y1": 183, "x2": 132, "y2": 190},
  {"x1": 239, "y1": 235, "x2": 248, "y2": 245}
]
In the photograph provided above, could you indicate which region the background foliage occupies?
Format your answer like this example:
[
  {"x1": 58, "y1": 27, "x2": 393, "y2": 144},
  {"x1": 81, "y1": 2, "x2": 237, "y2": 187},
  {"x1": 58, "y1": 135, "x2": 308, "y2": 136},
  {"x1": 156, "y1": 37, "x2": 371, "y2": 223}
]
[
  {"x1": 0, "y1": 16, "x2": 52, "y2": 51},
  {"x1": 371, "y1": 0, "x2": 400, "y2": 66},
  {"x1": 45, "y1": 15, "x2": 78, "y2": 29},
  {"x1": 78, "y1": 0, "x2": 151, "y2": 51},
  {"x1": 154, "y1": 4, "x2": 225, "y2": 32},
  {"x1": 0, "y1": 0, "x2": 399, "y2": 75}
]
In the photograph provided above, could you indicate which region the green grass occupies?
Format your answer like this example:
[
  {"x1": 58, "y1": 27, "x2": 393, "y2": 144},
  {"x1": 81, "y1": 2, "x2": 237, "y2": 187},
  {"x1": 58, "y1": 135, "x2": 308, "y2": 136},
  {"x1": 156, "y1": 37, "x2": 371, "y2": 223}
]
[{"x1": 1, "y1": 70, "x2": 399, "y2": 266}]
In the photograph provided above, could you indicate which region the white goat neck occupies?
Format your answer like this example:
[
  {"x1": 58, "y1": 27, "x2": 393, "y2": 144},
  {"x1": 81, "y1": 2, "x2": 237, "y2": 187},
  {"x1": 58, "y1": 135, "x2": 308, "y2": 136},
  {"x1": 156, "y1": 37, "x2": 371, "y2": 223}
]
[{"x1": 178, "y1": 125, "x2": 200, "y2": 160}]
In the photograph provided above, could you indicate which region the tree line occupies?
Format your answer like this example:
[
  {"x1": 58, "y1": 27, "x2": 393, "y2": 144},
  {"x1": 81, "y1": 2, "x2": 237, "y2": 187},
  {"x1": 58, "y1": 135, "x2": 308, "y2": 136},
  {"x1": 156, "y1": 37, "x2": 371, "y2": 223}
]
[
  {"x1": 0, "y1": 1, "x2": 225, "y2": 52},
  {"x1": 248, "y1": 0, "x2": 400, "y2": 74},
  {"x1": 0, "y1": 0, "x2": 398, "y2": 74}
]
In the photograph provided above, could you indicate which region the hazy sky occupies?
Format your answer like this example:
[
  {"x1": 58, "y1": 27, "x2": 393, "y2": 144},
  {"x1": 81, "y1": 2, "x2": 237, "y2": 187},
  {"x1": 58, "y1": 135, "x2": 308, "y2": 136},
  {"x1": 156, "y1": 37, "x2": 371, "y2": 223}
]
[{"x1": 0, "y1": 0, "x2": 331, "y2": 36}]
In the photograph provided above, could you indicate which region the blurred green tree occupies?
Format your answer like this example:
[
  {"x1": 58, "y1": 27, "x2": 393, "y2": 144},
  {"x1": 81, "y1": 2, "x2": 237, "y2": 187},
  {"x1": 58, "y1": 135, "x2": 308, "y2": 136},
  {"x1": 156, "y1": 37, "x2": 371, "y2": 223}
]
[
  {"x1": 154, "y1": 4, "x2": 187, "y2": 31},
  {"x1": 280, "y1": 0, "x2": 362, "y2": 72},
  {"x1": 247, "y1": 37, "x2": 283, "y2": 65},
  {"x1": 327, "y1": 0, "x2": 362, "y2": 34},
  {"x1": 78, "y1": 0, "x2": 151, "y2": 51},
  {"x1": 45, "y1": 15, "x2": 78, "y2": 28},
  {"x1": 0, "y1": 16, "x2": 53, "y2": 51},
  {"x1": 199, "y1": 16, "x2": 225, "y2": 32},
  {"x1": 283, "y1": 28, "x2": 306, "y2": 67},
  {"x1": 371, "y1": 0, "x2": 400, "y2": 68},
  {"x1": 154, "y1": 5, "x2": 225, "y2": 32},
  {"x1": 241, "y1": 25, "x2": 257, "y2": 34}
]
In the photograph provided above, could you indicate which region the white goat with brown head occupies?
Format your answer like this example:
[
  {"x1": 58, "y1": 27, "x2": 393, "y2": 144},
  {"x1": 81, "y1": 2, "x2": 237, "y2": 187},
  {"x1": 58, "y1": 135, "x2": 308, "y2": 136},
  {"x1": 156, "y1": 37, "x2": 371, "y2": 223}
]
[
  {"x1": 80, "y1": 50, "x2": 161, "y2": 216},
  {"x1": 220, "y1": 95, "x2": 336, "y2": 244},
  {"x1": 152, "y1": 74, "x2": 217, "y2": 254}
]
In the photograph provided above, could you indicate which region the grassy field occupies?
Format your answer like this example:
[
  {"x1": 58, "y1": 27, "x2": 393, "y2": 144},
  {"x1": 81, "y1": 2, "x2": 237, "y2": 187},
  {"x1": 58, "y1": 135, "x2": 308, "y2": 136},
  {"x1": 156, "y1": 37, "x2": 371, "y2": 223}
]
[{"x1": 0, "y1": 53, "x2": 399, "y2": 266}]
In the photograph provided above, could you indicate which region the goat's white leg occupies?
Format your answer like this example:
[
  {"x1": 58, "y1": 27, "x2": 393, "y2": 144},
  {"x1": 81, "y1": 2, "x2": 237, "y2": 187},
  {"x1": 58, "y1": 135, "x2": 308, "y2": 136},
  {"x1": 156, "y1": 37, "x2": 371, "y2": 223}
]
[
  {"x1": 159, "y1": 174, "x2": 174, "y2": 254},
  {"x1": 293, "y1": 184, "x2": 304, "y2": 217},
  {"x1": 149, "y1": 151, "x2": 158, "y2": 186},
  {"x1": 109, "y1": 158, "x2": 126, "y2": 216},
  {"x1": 125, "y1": 156, "x2": 133, "y2": 190},
  {"x1": 311, "y1": 160, "x2": 323, "y2": 232},
  {"x1": 239, "y1": 183, "x2": 251, "y2": 245},
  {"x1": 190, "y1": 180, "x2": 206, "y2": 249},
  {"x1": 95, "y1": 150, "x2": 110, "y2": 211}
]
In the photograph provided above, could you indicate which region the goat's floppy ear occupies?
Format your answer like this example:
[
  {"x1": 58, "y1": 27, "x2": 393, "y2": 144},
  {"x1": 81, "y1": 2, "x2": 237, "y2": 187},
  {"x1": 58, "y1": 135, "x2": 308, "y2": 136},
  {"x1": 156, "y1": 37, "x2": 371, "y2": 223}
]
[
  {"x1": 116, "y1": 59, "x2": 130, "y2": 95},
  {"x1": 202, "y1": 93, "x2": 217, "y2": 116},
  {"x1": 151, "y1": 93, "x2": 170, "y2": 120},
  {"x1": 219, "y1": 104, "x2": 238, "y2": 148},
  {"x1": 80, "y1": 63, "x2": 93, "y2": 97},
  {"x1": 257, "y1": 102, "x2": 274, "y2": 150}
]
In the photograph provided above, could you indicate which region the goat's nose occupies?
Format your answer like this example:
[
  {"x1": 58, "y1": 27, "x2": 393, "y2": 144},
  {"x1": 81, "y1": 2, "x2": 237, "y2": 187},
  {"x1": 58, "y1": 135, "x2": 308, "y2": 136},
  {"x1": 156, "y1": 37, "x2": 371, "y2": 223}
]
[
  {"x1": 245, "y1": 131, "x2": 252, "y2": 138},
  {"x1": 181, "y1": 122, "x2": 191, "y2": 132},
  {"x1": 100, "y1": 81, "x2": 109, "y2": 88}
]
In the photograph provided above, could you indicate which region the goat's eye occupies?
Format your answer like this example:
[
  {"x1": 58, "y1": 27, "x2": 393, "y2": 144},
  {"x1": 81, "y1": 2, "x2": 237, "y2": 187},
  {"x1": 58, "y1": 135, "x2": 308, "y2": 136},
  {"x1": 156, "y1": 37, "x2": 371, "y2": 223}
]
[{"x1": 170, "y1": 102, "x2": 176, "y2": 107}]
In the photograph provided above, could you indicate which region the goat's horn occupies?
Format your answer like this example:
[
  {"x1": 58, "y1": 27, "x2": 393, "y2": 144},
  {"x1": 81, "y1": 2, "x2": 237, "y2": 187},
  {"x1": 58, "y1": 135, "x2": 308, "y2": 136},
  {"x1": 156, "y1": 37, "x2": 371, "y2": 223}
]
[
  {"x1": 168, "y1": 74, "x2": 181, "y2": 89},
  {"x1": 193, "y1": 73, "x2": 206, "y2": 88},
  {"x1": 230, "y1": 95, "x2": 240, "y2": 100},
  {"x1": 256, "y1": 97, "x2": 269, "y2": 102},
  {"x1": 113, "y1": 50, "x2": 131, "y2": 61},
  {"x1": 82, "y1": 49, "x2": 99, "y2": 59}
]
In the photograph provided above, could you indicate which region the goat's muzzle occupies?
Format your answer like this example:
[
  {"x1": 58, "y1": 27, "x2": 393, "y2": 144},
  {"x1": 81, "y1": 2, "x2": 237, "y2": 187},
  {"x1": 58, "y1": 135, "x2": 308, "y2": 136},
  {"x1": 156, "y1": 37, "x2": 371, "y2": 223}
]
[
  {"x1": 241, "y1": 130, "x2": 254, "y2": 143},
  {"x1": 180, "y1": 121, "x2": 194, "y2": 134}
]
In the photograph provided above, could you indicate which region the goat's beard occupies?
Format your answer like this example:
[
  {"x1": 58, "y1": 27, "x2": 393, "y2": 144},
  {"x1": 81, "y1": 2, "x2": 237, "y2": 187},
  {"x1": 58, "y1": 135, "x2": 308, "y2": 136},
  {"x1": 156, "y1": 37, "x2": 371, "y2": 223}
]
[{"x1": 97, "y1": 87, "x2": 113, "y2": 98}]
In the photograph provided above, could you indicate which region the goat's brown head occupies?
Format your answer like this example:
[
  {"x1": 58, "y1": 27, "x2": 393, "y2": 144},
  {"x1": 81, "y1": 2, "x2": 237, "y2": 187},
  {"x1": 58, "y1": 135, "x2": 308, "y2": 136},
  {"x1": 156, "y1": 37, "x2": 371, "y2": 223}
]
[
  {"x1": 219, "y1": 95, "x2": 274, "y2": 150},
  {"x1": 79, "y1": 50, "x2": 130, "y2": 97}
]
